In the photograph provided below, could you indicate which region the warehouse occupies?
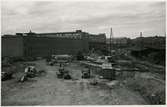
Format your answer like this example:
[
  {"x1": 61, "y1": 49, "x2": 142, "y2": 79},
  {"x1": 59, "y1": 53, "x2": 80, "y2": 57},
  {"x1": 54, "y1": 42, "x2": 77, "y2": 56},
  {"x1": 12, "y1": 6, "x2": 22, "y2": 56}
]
[
  {"x1": 2, "y1": 35, "x2": 24, "y2": 57},
  {"x1": 2, "y1": 30, "x2": 106, "y2": 57}
]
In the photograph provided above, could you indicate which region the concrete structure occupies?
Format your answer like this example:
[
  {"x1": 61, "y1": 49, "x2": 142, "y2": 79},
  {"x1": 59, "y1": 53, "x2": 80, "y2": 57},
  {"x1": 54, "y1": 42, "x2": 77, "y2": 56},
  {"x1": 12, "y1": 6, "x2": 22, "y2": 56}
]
[
  {"x1": 2, "y1": 30, "x2": 106, "y2": 57},
  {"x1": 2, "y1": 36, "x2": 24, "y2": 57},
  {"x1": 23, "y1": 36, "x2": 88, "y2": 57},
  {"x1": 88, "y1": 33, "x2": 106, "y2": 51}
]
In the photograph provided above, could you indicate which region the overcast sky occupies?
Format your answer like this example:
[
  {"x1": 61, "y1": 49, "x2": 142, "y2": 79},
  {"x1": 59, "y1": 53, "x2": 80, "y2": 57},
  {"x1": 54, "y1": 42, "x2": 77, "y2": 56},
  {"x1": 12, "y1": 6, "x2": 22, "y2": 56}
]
[{"x1": 1, "y1": 0, "x2": 166, "y2": 38}]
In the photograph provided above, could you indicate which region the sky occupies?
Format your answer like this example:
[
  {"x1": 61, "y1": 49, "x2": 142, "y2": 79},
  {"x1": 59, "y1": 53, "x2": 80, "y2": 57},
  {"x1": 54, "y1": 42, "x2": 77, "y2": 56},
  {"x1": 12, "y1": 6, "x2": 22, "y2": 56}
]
[{"x1": 1, "y1": 0, "x2": 166, "y2": 38}]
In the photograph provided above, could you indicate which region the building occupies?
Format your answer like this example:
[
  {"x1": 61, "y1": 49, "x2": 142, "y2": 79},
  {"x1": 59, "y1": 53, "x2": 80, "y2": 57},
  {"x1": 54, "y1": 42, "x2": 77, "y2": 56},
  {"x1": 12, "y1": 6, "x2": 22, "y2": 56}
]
[
  {"x1": 106, "y1": 37, "x2": 131, "y2": 49},
  {"x1": 2, "y1": 35, "x2": 24, "y2": 57},
  {"x1": 131, "y1": 36, "x2": 166, "y2": 49},
  {"x1": 87, "y1": 33, "x2": 106, "y2": 51},
  {"x1": 2, "y1": 30, "x2": 106, "y2": 57},
  {"x1": 130, "y1": 36, "x2": 166, "y2": 66}
]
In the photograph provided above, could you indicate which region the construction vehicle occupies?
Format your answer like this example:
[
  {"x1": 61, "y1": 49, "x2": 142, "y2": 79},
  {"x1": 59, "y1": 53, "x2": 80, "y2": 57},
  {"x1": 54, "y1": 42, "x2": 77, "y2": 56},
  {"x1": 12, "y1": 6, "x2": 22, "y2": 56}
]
[
  {"x1": 19, "y1": 66, "x2": 37, "y2": 82},
  {"x1": 57, "y1": 64, "x2": 65, "y2": 78},
  {"x1": 57, "y1": 69, "x2": 71, "y2": 79},
  {"x1": 26, "y1": 66, "x2": 37, "y2": 78},
  {"x1": 56, "y1": 64, "x2": 71, "y2": 79},
  {"x1": 57, "y1": 69, "x2": 64, "y2": 78},
  {"x1": 81, "y1": 68, "x2": 91, "y2": 79},
  {"x1": 63, "y1": 70, "x2": 71, "y2": 80}
]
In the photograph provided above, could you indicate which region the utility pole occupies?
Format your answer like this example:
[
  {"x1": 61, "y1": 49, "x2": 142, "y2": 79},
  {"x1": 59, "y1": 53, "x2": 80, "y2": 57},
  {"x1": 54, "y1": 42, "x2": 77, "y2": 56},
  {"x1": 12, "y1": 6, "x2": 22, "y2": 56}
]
[
  {"x1": 110, "y1": 28, "x2": 113, "y2": 56},
  {"x1": 140, "y1": 32, "x2": 143, "y2": 50}
]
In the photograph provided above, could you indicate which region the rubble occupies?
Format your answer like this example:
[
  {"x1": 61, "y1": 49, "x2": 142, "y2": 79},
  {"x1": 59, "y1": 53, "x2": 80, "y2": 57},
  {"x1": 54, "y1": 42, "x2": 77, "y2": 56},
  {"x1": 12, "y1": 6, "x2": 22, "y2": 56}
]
[
  {"x1": 106, "y1": 80, "x2": 120, "y2": 89},
  {"x1": 1, "y1": 71, "x2": 13, "y2": 81}
]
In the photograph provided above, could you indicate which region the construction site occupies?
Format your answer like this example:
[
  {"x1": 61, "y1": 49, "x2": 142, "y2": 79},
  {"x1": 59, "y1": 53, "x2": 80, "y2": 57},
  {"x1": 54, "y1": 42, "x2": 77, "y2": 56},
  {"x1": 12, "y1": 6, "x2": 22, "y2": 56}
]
[{"x1": 1, "y1": 28, "x2": 166, "y2": 105}]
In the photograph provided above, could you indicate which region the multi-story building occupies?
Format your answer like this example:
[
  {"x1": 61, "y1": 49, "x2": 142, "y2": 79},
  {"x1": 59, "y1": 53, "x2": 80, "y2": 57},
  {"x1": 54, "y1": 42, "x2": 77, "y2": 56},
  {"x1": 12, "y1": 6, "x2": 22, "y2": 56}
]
[
  {"x1": 2, "y1": 30, "x2": 106, "y2": 57},
  {"x1": 2, "y1": 35, "x2": 24, "y2": 57},
  {"x1": 87, "y1": 33, "x2": 106, "y2": 51},
  {"x1": 106, "y1": 37, "x2": 131, "y2": 49}
]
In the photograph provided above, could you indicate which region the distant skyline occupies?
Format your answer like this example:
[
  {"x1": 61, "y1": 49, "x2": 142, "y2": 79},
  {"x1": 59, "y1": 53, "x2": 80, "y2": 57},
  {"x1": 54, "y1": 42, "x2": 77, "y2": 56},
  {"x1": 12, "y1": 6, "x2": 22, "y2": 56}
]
[{"x1": 1, "y1": 0, "x2": 166, "y2": 38}]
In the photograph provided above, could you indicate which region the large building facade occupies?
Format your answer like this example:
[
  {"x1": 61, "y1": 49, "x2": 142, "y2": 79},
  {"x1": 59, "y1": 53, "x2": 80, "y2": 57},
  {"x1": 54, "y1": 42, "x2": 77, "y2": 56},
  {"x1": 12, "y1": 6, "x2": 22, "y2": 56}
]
[
  {"x1": 2, "y1": 30, "x2": 106, "y2": 57},
  {"x1": 2, "y1": 36, "x2": 24, "y2": 57}
]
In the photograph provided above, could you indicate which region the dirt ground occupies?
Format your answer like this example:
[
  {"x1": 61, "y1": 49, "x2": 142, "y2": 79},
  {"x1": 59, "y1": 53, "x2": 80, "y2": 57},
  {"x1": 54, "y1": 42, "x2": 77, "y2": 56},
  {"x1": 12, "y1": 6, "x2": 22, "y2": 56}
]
[{"x1": 1, "y1": 60, "x2": 147, "y2": 105}]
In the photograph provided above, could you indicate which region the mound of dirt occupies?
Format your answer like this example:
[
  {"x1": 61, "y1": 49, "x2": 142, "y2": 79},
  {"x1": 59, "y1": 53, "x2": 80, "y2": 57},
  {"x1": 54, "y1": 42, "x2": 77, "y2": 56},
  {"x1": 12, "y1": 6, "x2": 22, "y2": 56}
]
[{"x1": 124, "y1": 72, "x2": 165, "y2": 104}]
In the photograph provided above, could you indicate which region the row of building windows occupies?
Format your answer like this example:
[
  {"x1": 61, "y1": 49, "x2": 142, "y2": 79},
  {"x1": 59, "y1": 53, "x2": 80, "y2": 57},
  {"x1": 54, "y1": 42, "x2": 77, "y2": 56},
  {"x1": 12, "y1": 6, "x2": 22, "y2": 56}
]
[{"x1": 43, "y1": 33, "x2": 82, "y2": 39}]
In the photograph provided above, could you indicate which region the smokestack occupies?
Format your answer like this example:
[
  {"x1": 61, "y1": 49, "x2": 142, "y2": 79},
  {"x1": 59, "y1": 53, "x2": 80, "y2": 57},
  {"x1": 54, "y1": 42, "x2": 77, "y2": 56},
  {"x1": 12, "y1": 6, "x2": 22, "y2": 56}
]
[{"x1": 140, "y1": 32, "x2": 142, "y2": 37}]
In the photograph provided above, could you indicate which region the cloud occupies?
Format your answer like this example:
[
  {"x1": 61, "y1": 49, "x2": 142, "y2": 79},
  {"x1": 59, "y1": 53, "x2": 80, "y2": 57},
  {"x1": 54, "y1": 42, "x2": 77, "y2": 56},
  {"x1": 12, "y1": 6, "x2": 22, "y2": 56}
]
[{"x1": 1, "y1": 0, "x2": 166, "y2": 38}]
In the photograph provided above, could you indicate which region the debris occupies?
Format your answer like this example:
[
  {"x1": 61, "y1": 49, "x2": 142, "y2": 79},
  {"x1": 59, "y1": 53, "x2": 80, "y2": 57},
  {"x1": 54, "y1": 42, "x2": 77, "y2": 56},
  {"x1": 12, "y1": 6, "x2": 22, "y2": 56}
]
[
  {"x1": 90, "y1": 79, "x2": 98, "y2": 85},
  {"x1": 19, "y1": 74, "x2": 28, "y2": 82},
  {"x1": 1, "y1": 71, "x2": 13, "y2": 81},
  {"x1": 67, "y1": 89, "x2": 71, "y2": 92},
  {"x1": 106, "y1": 80, "x2": 120, "y2": 89},
  {"x1": 38, "y1": 70, "x2": 46, "y2": 75},
  {"x1": 99, "y1": 76, "x2": 103, "y2": 79},
  {"x1": 90, "y1": 75, "x2": 98, "y2": 85},
  {"x1": 49, "y1": 61, "x2": 54, "y2": 66}
]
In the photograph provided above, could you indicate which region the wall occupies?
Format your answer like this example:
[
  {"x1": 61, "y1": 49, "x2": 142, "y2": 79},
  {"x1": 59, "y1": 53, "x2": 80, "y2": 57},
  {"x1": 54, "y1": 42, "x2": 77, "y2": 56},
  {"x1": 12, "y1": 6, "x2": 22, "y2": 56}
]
[
  {"x1": 2, "y1": 36, "x2": 24, "y2": 57},
  {"x1": 89, "y1": 42, "x2": 106, "y2": 51},
  {"x1": 23, "y1": 36, "x2": 89, "y2": 57},
  {"x1": 88, "y1": 34, "x2": 106, "y2": 43},
  {"x1": 2, "y1": 30, "x2": 107, "y2": 57}
]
